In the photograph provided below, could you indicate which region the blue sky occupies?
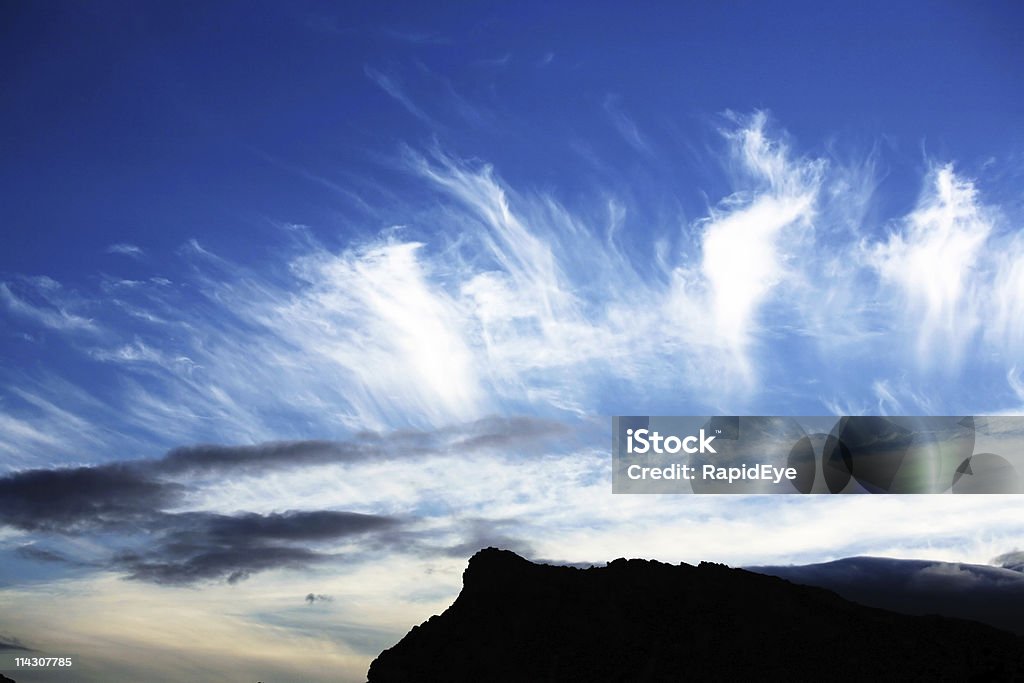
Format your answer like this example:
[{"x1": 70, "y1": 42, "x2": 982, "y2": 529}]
[{"x1": 1, "y1": 2, "x2": 1024, "y2": 681}]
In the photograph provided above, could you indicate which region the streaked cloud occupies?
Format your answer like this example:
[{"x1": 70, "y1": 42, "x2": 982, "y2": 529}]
[
  {"x1": 0, "y1": 280, "x2": 96, "y2": 332},
  {"x1": 105, "y1": 243, "x2": 144, "y2": 258},
  {"x1": 381, "y1": 28, "x2": 449, "y2": 45},
  {"x1": 364, "y1": 66, "x2": 433, "y2": 125},
  {"x1": 867, "y1": 165, "x2": 992, "y2": 364},
  {"x1": 602, "y1": 94, "x2": 650, "y2": 154}
]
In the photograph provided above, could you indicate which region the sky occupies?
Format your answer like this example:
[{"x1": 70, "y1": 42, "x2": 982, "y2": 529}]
[{"x1": 1, "y1": 1, "x2": 1023, "y2": 681}]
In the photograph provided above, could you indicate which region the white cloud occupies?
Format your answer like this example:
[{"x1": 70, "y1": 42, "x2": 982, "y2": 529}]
[
  {"x1": 106, "y1": 243, "x2": 144, "y2": 257},
  {"x1": 266, "y1": 241, "x2": 488, "y2": 429},
  {"x1": 0, "y1": 381, "x2": 119, "y2": 467},
  {"x1": 867, "y1": 165, "x2": 992, "y2": 363},
  {"x1": 1009, "y1": 367, "x2": 1024, "y2": 403},
  {"x1": 364, "y1": 66, "x2": 433, "y2": 125},
  {"x1": 988, "y1": 237, "x2": 1024, "y2": 352},
  {"x1": 0, "y1": 413, "x2": 64, "y2": 462},
  {"x1": 0, "y1": 282, "x2": 96, "y2": 332},
  {"x1": 699, "y1": 191, "x2": 815, "y2": 376},
  {"x1": 90, "y1": 340, "x2": 178, "y2": 366},
  {"x1": 603, "y1": 95, "x2": 650, "y2": 154},
  {"x1": 870, "y1": 378, "x2": 938, "y2": 416}
]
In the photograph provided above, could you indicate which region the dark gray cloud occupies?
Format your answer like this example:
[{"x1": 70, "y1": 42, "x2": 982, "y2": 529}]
[
  {"x1": 0, "y1": 463, "x2": 183, "y2": 532},
  {"x1": 118, "y1": 543, "x2": 324, "y2": 585},
  {"x1": 153, "y1": 416, "x2": 567, "y2": 476},
  {"x1": 0, "y1": 416, "x2": 568, "y2": 584},
  {"x1": 0, "y1": 634, "x2": 32, "y2": 651},
  {"x1": 153, "y1": 440, "x2": 367, "y2": 476},
  {"x1": 748, "y1": 556, "x2": 1024, "y2": 635},
  {"x1": 0, "y1": 465, "x2": 403, "y2": 584},
  {"x1": 113, "y1": 510, "x2": 401, "y2": 585},
  {"x1": 305, "y1": 593, "x2": 333, "y2": 604},
  {"x1": 201, "y1": 510, "x2": 396, "y2": 541}
]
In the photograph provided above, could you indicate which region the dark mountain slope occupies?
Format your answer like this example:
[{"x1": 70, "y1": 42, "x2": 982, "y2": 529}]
[{"x1": 369, "y1": 548, "x2": 1024, "y2": 682}]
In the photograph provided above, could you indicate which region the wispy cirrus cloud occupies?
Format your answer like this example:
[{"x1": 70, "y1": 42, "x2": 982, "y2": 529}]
[
  {"x1": 867, "y1": 165, "x2": 993, "y2": 364},
  {"x1": 105, "y1": 243, "x2": 144, "y2": 258},
  {"x1": 364, "y1": 66, "x2": 433, "y2": 125},
  {"x1": 602, "y1": 94, "x2": 650, "y2": 155},
  {"x1": 0, "y1": 280, "x2": 96, "y2": 333},
  {"x1": 2, "y1": 112, "x2": 1023, "y2": 463},
  {"x1": 272, "y1": 240, "x2": 488, "y2": 428},
  {"x1": 380, "y1": 28, "x2": 449, "y2": 45},
  {"x1": 697, "y1": 112, "x2": 824, "y2": 379}
]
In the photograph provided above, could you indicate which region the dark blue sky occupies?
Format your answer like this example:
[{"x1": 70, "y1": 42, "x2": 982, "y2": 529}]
[{"x1": 3, "y1": 1, "x2": 1021, "y2": 278}]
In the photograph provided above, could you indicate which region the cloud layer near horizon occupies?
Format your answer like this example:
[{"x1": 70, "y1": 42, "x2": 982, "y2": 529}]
[{"x1": 0, "y1": 417, "x2": 571, "y2": 584}]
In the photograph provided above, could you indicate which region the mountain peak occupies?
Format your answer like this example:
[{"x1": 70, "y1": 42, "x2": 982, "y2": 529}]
[{"x1": 369, "y1": 549, "x2": 1024, "y2": 682}]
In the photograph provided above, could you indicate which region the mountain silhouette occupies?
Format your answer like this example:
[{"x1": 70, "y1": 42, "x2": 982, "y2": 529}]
[{"x1": 368, "y1": 548, "x2": 1024, "y2": 682}]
